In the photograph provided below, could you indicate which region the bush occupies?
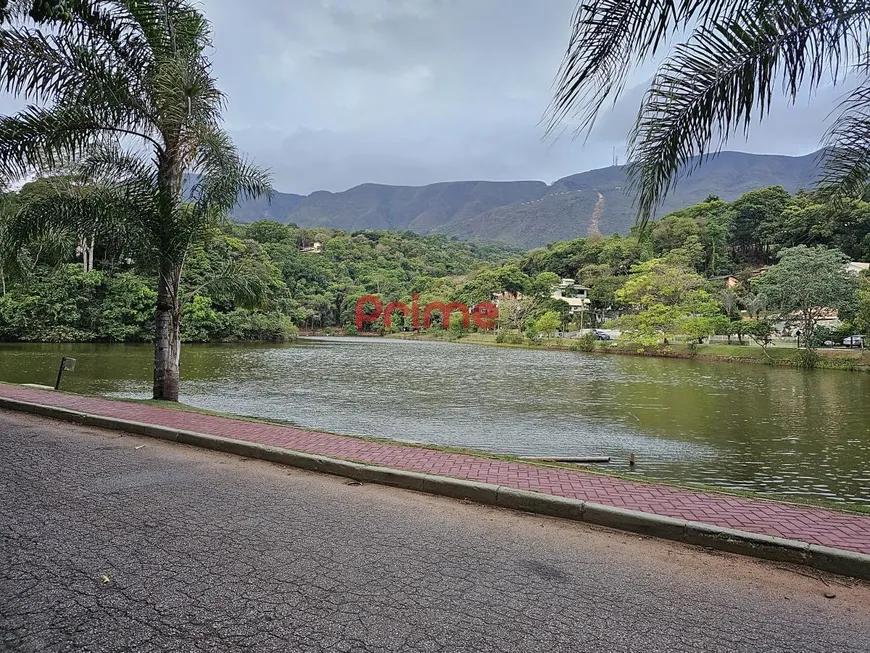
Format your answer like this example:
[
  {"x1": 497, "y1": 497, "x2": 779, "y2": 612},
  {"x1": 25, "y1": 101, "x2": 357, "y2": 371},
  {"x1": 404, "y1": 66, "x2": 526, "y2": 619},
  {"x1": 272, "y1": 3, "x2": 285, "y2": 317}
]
[
  {"x1": 810, "y1": 325, "x2": 834, "y2": 348},
  {"x1": 571, "y1": 332, "x2": 597, "y2": 352},
  {"x1": 0, "y1": 265, "x2": 154, "y2": 342},
  {"x1": 796, "y1": 348, "x2": 820, "y2": 369},
  {"x1": 226, "y1": 310, "x2": 299, "y2": 342},
  {"x1": 495, "y1": 331, "x2": 524, "y2": 345}
]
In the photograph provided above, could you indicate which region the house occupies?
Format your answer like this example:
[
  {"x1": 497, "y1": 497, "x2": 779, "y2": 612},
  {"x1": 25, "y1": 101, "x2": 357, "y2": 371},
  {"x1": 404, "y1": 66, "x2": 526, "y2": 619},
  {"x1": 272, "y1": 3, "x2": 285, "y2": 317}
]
[
  {"x1": 775, "y1": 307, "x2": 842, "y2": 335},
  {"x1": 756, "y1": 261, "x2": 868, "y2": 278},
  {"x1": 710, "y1": 275, "x2": 740, "y2": 289},
  {"x1": 300, "y1": 241, "x2": 323, "y2": 254},
  {"x1": 846, "y1": 261, "x2": 870, "y2": 276},
  {"x1": 491, "y1": 290, "x2": 523, "y2": 306},
  {"x1": 551, "y1": 278, "x2": 591, "y2": 315}
]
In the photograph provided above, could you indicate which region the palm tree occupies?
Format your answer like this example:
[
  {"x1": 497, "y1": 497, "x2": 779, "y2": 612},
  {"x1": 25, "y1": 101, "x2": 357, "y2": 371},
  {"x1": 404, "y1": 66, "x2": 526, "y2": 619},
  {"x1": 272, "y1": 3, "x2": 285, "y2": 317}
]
[
  {"x1": 548, "y1": 1, "x2": 870, "y2": 224},
  {"x1": 0, "y1": 1, "x2": 271, "y2": 400},
  {"x1": 741, "y1": 291, "x2": 767, "y2": 319},
  {"x1": 720, "y1": 287, "x2": 740, "y2": 319}
]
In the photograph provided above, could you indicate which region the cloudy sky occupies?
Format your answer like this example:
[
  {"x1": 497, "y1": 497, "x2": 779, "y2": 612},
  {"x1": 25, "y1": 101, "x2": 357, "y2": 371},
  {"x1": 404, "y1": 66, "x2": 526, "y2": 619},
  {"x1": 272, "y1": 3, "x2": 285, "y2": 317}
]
[{"x1": 0, "y1": 0, "x2": 850, "y2": 194}]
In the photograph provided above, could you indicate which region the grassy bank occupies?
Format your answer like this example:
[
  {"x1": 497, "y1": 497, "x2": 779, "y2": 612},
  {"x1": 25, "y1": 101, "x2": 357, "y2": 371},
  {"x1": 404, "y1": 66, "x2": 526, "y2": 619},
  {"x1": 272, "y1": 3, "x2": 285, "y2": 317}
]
[{"x1": 386, "y1": 331, "x2": 870, "y2": 372}]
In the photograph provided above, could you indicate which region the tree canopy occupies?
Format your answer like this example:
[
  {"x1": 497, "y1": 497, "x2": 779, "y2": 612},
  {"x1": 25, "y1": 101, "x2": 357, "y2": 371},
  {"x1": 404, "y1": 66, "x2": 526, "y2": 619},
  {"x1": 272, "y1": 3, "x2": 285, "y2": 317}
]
[
  {"x1": 0, "y1": 0, "x2": 270, "y2": 400},
  {"x1": 754, "y1": 245, "x2": 858, "y2": 346}
]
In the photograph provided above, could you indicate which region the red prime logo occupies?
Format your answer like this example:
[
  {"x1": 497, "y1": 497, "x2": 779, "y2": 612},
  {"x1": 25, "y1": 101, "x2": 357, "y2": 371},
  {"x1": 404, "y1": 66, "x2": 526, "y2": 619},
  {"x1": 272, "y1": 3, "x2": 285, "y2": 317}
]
[{"x1": 355, "y1": 293, "x2": 499, "y2": 331}]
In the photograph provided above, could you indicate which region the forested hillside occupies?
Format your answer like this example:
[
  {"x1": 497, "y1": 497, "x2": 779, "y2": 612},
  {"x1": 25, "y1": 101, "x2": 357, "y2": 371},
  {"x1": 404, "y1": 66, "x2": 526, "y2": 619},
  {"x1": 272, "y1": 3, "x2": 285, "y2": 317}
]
[
  {"x1": 233, "y1": 151, "x2": 823, "y2": 247},
  {"x1": 3, "y1": 179, "x2": 868, "y2": 346},
  {"x1": 0, "y1": 179, "x2": 519, "y2": 342}
]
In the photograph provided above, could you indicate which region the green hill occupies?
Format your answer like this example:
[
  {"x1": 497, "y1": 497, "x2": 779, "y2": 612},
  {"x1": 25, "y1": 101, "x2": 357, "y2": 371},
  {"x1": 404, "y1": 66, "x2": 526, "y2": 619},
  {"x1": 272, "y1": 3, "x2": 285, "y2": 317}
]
[{"x1": 233, "y1": 151, "x2": 823, "y2": 247}]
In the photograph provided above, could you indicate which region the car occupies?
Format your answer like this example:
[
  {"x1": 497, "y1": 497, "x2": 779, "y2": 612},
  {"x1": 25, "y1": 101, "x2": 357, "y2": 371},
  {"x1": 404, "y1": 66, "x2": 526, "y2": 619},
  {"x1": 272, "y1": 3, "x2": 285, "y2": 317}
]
[
  {"x1": 843, "y1": 335, "x2": 865, "y2": 348},
  {"x1": 593, "y1": 330, "x2": 611, "y2": 341}
]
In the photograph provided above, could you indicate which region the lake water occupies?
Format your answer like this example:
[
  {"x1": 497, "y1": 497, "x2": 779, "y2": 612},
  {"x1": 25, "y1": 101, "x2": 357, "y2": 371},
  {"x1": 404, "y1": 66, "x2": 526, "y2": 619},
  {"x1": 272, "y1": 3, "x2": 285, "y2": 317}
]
[{"x1": 2, "y1": 337, "x2": 869, "y2": 505}]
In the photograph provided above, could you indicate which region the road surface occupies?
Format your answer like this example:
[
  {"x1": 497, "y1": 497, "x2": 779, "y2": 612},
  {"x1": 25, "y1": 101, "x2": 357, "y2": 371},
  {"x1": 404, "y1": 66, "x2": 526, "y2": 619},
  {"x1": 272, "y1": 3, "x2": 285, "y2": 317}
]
[{"x1": 2, "y1": 410, "x2": 869, "y2": 652}]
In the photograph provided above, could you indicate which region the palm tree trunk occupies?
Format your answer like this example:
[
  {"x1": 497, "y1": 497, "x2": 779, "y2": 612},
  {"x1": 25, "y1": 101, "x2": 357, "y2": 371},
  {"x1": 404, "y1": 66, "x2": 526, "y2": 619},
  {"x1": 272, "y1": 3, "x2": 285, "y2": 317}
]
[{"x1": 153, "y1": 262, "x2": 182, "y2": 401}]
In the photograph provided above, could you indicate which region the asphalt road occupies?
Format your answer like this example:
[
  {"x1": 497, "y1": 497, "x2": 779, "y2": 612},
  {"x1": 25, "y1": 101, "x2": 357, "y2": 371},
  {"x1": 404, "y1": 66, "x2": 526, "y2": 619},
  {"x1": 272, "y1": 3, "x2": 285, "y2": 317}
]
[{"x1": 2, "y1": 410, "x2": 870, "y2": 653}]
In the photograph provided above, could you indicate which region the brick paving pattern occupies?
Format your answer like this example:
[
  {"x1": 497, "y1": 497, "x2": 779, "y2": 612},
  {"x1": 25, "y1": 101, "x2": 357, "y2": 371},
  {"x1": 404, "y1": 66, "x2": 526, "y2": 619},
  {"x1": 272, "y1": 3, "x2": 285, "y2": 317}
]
[{"x1": 2, "y1": 383, "x2": 868, "y2": 555}]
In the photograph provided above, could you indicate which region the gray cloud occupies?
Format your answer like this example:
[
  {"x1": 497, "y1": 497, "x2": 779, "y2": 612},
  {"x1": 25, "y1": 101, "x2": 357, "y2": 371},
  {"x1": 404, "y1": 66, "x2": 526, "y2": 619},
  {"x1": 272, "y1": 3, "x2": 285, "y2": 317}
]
[{"x1": 1, "y1": 1, "x2": 851, "y2": 193}]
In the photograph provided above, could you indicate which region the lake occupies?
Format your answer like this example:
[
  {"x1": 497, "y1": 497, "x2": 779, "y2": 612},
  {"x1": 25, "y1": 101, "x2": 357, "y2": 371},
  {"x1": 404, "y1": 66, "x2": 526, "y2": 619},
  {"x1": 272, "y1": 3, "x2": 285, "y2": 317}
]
[{"x1": 2, "y1": 337, "x2": 869, "y2": 505}]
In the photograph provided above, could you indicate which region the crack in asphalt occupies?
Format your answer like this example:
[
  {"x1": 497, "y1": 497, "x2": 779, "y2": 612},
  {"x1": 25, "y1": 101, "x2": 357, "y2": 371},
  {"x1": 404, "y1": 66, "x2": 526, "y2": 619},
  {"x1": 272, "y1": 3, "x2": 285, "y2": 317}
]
[{"x1": 2, "y1": 411, "x2": 870, "y2": 652}]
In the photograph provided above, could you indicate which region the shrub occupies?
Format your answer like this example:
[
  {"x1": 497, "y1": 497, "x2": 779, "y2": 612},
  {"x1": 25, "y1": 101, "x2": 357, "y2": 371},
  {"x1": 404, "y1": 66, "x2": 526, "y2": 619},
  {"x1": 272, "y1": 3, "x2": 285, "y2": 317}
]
[
  {"x1": 810, "y1": 325, "x2": 834, "y2": 348},
  {"x1": 796, "y1": 348, "x2": 820, "y2": 369},
  {"x1": 496, "y1": 331, "x2": 524, "y2": 345},
  {"x1": 571, "y1": 332, "x2": 597, "y2": 352}
]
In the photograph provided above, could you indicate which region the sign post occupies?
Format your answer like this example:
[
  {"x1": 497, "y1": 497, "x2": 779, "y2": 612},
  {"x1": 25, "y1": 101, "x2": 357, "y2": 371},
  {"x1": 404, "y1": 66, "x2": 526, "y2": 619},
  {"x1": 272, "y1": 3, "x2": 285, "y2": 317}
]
[{"x1": 54, "y1": 357, "x2": 77, "y2": 391}]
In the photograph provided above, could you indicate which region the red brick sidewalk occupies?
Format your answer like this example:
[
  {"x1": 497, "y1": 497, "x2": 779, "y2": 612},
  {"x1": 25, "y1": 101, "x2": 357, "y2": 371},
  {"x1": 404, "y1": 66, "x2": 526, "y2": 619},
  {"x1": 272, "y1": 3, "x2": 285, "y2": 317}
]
[{"x1": 2, "y1": 383, "x2": 869, "y2": 555}]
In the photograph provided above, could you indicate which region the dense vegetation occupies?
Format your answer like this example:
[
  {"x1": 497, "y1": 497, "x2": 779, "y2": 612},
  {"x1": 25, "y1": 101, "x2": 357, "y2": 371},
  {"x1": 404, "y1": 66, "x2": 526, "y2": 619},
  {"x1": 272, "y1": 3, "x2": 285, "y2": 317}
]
[
  {"x1": 0, "y1": 0, "x2": 273, "y2": 400},
  {"x1": 4, "y1": 181, "x2": 869, "y2": 360},
  {"x1": 505, "y1": 187, "x2": 870, "y2": 350},
  {"x1": 0, "y1": 180, "x2": 519, "y2": 342}
]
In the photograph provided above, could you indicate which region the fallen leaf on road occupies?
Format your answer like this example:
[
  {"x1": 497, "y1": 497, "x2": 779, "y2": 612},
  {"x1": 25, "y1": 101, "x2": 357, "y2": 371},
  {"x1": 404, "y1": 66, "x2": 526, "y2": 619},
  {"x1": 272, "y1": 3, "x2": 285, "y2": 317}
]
[{"x1": 101, "y1": 575, "x2": 110, "y2": 584}]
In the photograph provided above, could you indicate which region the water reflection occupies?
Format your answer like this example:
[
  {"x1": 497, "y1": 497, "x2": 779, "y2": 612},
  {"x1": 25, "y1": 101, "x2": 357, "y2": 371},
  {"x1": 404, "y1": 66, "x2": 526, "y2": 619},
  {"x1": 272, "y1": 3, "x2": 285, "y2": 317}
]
[{"x1": 2, "y1": 338, "x2": 868, "y2": 504}]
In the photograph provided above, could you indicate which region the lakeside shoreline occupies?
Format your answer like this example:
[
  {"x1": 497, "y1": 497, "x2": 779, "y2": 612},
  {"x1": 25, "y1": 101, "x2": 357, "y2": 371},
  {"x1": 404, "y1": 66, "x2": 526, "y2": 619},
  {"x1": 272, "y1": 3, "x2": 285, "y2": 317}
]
[
  {"x1": 383, "y1": 331, "x2": 870, "y2": 372},
  {"x1": 2, "y1": 380, "x2": 868, "y2": 519}
]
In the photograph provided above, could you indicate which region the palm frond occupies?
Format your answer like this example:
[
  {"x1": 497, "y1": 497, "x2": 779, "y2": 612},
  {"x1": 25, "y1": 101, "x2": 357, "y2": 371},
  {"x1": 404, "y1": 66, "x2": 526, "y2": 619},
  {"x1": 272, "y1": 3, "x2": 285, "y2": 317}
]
[
  {"x1": 185, "y1": 259, "x2": 271, "y2": 309},
  {"x1": 627, "y1": 0, "x2": 870, "y2": 225},
  {"x1": 0, "y1": 103, "x2": 161, "y2": 180},
  {"x1": 545, "y1": 0, "x2": 756, "y2": 138},
  {"x1": 7, "y1": 174, "x2": 152, "y2": 257},
  {"x1": 188, "y1": 128, "x2": 272, "y2": 218},
  {"x1": 818, "y1": 69, "x2": 870, "y2": 202}
]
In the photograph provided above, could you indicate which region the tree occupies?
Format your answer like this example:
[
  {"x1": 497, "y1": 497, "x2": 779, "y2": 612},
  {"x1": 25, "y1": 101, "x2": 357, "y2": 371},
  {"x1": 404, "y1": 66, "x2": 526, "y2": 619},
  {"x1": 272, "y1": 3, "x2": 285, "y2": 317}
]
[
  {"x1": 720, "y1": 288, "x2": 740, "y2": 320},
  {"x1": 247, "y1": 220, "x2": 290, "y2": 244},
  {"x1": 854, "y1": 275, "x2": 870, "y2": 334},
  {"x1": 731, "y1": 319, "x2": 751, "y2": 345},
  {"x1": 741, "y1": 291, "x2": 767, "y2": 320},
  {"x1": 548, "y1": 1, "x2": 870, "y2": 223},
  {"x1": 526, "y1": 271, "x2": 561, "y2": 297},
  {"x1": 495, "y1": 265, "x2": 531, "y2": 294},
  {"x1": 498, "y1": 296, "x2": 544, "y2": 332},
  {"x1": 680, "y1": 316, "x2": 715, "y2": 344},
  {"x1": 615, "y1": 258, "x2": 718, "y2": 345},
  {"x1": 651, "y1": 214, "x2": 699, "y2": 255},
  {"x1": 534, "y1": 311, "x2": 562, "y2": 338},
  {"x1": 729, "y1": 187, "x2": 791, "y2": 263},
  {"x1": 754, "y1": 246, "x2": 857, "y2": 349},
  {"x1": 709, "y1": 314, "x2": 732, "y2": 343},
  {"x1": 616, "y1": 258, "x2": 711, "y2": 310},
  {"x1": 0, "y1": 0, "x2": 71, "y2": 22},
  {"x1": 0, "y1": 1, "x2": 271, "y2": 400},
  {"x1": 747, "y1": 318, "x2": 775, "y2": 359}
]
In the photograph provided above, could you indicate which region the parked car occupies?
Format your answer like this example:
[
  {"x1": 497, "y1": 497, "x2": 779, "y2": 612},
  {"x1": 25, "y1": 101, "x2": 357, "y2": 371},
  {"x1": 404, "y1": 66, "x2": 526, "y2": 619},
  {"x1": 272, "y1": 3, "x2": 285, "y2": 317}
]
[
  {"x1": 593, "y1": 329, "x2": 611, "y2": 341},
  {"x1": 843, "y1": 335, "x2": 865, "y2": 348}
]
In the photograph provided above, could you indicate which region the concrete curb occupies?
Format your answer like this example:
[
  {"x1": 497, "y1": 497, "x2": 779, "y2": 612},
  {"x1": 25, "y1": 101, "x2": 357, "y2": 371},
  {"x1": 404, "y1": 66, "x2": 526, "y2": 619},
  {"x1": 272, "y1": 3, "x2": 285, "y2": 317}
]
[{"x1": 2, "y1": 395, "x2": 869, "y2": 581}]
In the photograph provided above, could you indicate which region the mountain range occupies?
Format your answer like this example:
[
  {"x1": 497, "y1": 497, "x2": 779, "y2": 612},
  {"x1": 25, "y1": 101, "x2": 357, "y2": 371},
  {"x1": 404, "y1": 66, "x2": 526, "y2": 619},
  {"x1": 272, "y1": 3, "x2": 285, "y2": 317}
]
[{"x1": 232, "y1": 150, "x2": 824, "y2": 248}]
